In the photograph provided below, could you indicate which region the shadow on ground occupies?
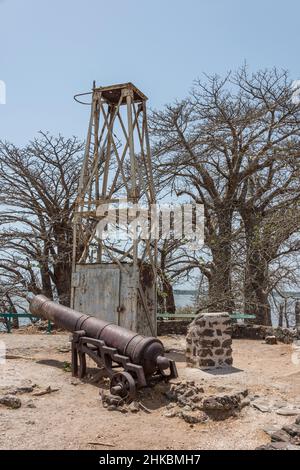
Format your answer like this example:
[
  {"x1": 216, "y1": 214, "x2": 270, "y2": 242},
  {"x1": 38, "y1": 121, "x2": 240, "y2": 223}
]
[
  {"x1": 165, "y1": 349, "x2": 186, "y2": 363},
  {"x1": 36, "y1": 358, "x2": 172, "y2": 410},
  {"x1": 202, "y1": 366, "x2": 243, "y2": 376},
  {"x1": 36, "y1": 359, "x2": 110, "y2": 388}
]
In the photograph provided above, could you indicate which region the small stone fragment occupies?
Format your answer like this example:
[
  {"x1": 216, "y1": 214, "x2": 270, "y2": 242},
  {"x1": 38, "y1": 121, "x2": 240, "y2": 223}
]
[
  {"x1": 265, "y1": 335, "x2": 277, "y2": 345},
  {"x1": 252, "y1": 401, "x2": 271, "y2": 413},
  {"x1": 26, "y1": 400, "x2": 36, "y2": 409},
  {"x1": 183, "y1": 405, "x2": 192, "y2": 411},
  {"x1": 166, "y1": 402, "x2": 176, "y2": 410},
  {"x1": 270, "y1": 430, "x2": 291, "y2": 443},
  {"x1": 263, "y1": 425, "x2": 282, "y2": 436},
  {"x1": 107, "y1": 405, "x2": 117, "y2": 411},
  {"x1": 241, "y1": 398, "x2": 251, "y2": 408},
  {"x1": 256, "y1": 442, "x2": 300, "y2": 450},
  {"x1": 202, "y1": 393, "x2": 241, "y2": 412},
  {"x1": 291, "y1": 436, "x2": 300, "y2": 446},
  {"x1": 164, "y1": 391, "x2": 177, "y2": 401},
  {"x1": 70, "y1": 380, "x2": 80, "y2": 386},
  {"x1": 273, "y1": 400, "x2": 288, "y2": 409},
  {"x1": 282, "y1": 424, "x2": 300, "y2": 437},
  {"x1": 101, "y1": 392, "x2": 123, "y2": 408},
  {"x1": 128, "y1": 401, "x2": 140, "y2": 413},
  {"x1": 119, "y1": 407, "x2": 128, "y2": 414},
  {"x1": 12, "y1": 386, "x2": 34, "y2": 395},
  {"x1": 164, "y1": 409, "x2": 178, "y2": 418},
  {"x1": 276, "y1": 408, "x2": 300, "y2": 416},
  {"x1": 0, "y1": 394, "x2": 22, "y2": 409},
  {"x1": 180, "y1": 411, "x2": 208, "y2": 424}
]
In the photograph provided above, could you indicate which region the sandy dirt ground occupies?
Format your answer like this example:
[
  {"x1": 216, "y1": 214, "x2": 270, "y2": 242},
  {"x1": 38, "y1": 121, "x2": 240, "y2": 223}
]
[{"x1": 1, "y1": 332, "x2": 300, "y2": 450}]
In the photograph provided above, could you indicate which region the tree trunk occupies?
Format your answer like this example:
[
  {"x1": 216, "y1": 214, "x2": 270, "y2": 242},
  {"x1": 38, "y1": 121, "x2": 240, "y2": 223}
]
[
  {"x1": 208, "y1": 211, "x2": 234, "y2": 313},
  {"x1": 158, "y1": 276, "x2": 176, "y2": 314},
  {"x1": 40, "y1": 262, "x2": 53, "y2": 300},
  {"x1": 162, "y1": 278, "x2": 176, "y2": 314},
  {"x1": 243, "y1": 212, "x2": 272, "y2": 326},
  {"x1": 157, "y1": 244, "x2": 176, "y2": 315},
  {"x1": 53, "y1": 222, "x2": 72, "y2": 306},
  {"x1": 278, "y1": 303, "x2": 283, "y2": 327},
  {"x1": 6, "y1": 293, "x2": 19, "y2": 329},
  {"x1": 244, "y1": 275, "x2": 271, "y2": 325},
  {"x1": 284, "y1": 298, "x2": 289, "y2": 328},
  {"x1": 295, "y1": 300, "x2": 300, "y2": 328},
  {"x1": 54, "y1": 262, "x2": 71, "y2": 306}
]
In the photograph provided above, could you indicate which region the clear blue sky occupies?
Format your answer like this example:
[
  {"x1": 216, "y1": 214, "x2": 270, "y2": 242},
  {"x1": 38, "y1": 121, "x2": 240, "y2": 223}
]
[{"x1": 0, "y1": 0, "x2": 299, "y2": 145}]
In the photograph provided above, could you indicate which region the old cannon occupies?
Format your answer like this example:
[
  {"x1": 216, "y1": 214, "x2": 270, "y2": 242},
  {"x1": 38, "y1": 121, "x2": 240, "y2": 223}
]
[{"x1": 27, "y1": 294, "x2": 177, "y2": 400}]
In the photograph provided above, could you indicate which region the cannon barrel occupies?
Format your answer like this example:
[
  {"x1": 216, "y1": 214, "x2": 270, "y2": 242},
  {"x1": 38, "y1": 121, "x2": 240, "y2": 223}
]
[{"x1": 28, "y1": 294, "x2": 170, "y2": 377}]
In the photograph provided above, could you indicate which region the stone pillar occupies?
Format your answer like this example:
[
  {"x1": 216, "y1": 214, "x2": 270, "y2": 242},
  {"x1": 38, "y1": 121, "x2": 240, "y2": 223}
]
[{"x1": 186, "y1": 312, "x2": 232, "y2": 369}]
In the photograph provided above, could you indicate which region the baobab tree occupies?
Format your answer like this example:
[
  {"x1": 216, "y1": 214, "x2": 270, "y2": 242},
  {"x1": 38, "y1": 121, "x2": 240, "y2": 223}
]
[
  {"x1": 0, "y1": 132, "x2": 84, "y2": 307},
  {"x1": 150, "y1": 66, "x2": 300, "y2": 323}
]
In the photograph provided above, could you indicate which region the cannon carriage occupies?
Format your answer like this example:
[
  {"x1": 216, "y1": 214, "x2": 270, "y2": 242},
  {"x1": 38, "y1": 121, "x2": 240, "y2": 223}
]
[{"x1": 28, "y1": 294, "x2": 177, "y2": 400}]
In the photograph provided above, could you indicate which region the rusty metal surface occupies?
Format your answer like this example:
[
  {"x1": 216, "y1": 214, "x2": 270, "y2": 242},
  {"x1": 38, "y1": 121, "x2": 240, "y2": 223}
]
[
  {"x1": 27, "y1": 294, "x2": 177, "y2": 399},
  {"x1": 72, "y1": 264, "x2": 120, "y2": 325},
  {"x1": 72, "y1": 263, "x2": 156, "y2": 337}
]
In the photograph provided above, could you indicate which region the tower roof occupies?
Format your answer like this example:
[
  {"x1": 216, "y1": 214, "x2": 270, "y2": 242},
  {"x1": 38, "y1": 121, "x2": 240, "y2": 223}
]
[{"x1": 94, "y1": 82, "x2": 147, "y2": 104}]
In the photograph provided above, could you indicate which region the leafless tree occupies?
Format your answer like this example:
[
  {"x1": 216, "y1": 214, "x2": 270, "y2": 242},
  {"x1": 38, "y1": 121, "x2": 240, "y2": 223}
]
[
  {"x1": 150, "y1": 66, "x2": 300, "y2": 324},
  {"x1": 0, "y1": 132, "x2": 84, "y2": 309}
]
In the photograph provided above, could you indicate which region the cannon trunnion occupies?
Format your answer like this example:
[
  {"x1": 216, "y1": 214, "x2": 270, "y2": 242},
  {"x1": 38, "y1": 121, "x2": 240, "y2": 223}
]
[{"x1": 28, "y1": 294, "x2": 177, "y2": 399}]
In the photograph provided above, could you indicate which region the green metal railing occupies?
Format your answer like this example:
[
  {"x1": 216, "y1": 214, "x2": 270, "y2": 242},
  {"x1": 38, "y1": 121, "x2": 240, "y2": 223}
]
[
  {"x1": 0, "y1": 313, "x2": 52, "y2": 334},
  {"x1": 229, "y1": 312, "x2": 256, "y2": 320},
  {"x1": 157, "y1": 311, "x2": 256, "y2": 320},
  {"x1": 0, "y1": 311, "x2": 255, "y2": 333}
]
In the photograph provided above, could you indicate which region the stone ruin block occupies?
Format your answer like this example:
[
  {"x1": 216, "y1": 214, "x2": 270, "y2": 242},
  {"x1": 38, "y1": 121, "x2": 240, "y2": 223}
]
[{"x1": 186, "y1": 312, "x2": 233, "y2": 369}]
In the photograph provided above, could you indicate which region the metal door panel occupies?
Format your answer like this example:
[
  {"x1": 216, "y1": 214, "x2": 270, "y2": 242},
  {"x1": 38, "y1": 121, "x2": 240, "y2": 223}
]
[{"x1": 73, "y1": 264, "x2": 120, "y2": 324}]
